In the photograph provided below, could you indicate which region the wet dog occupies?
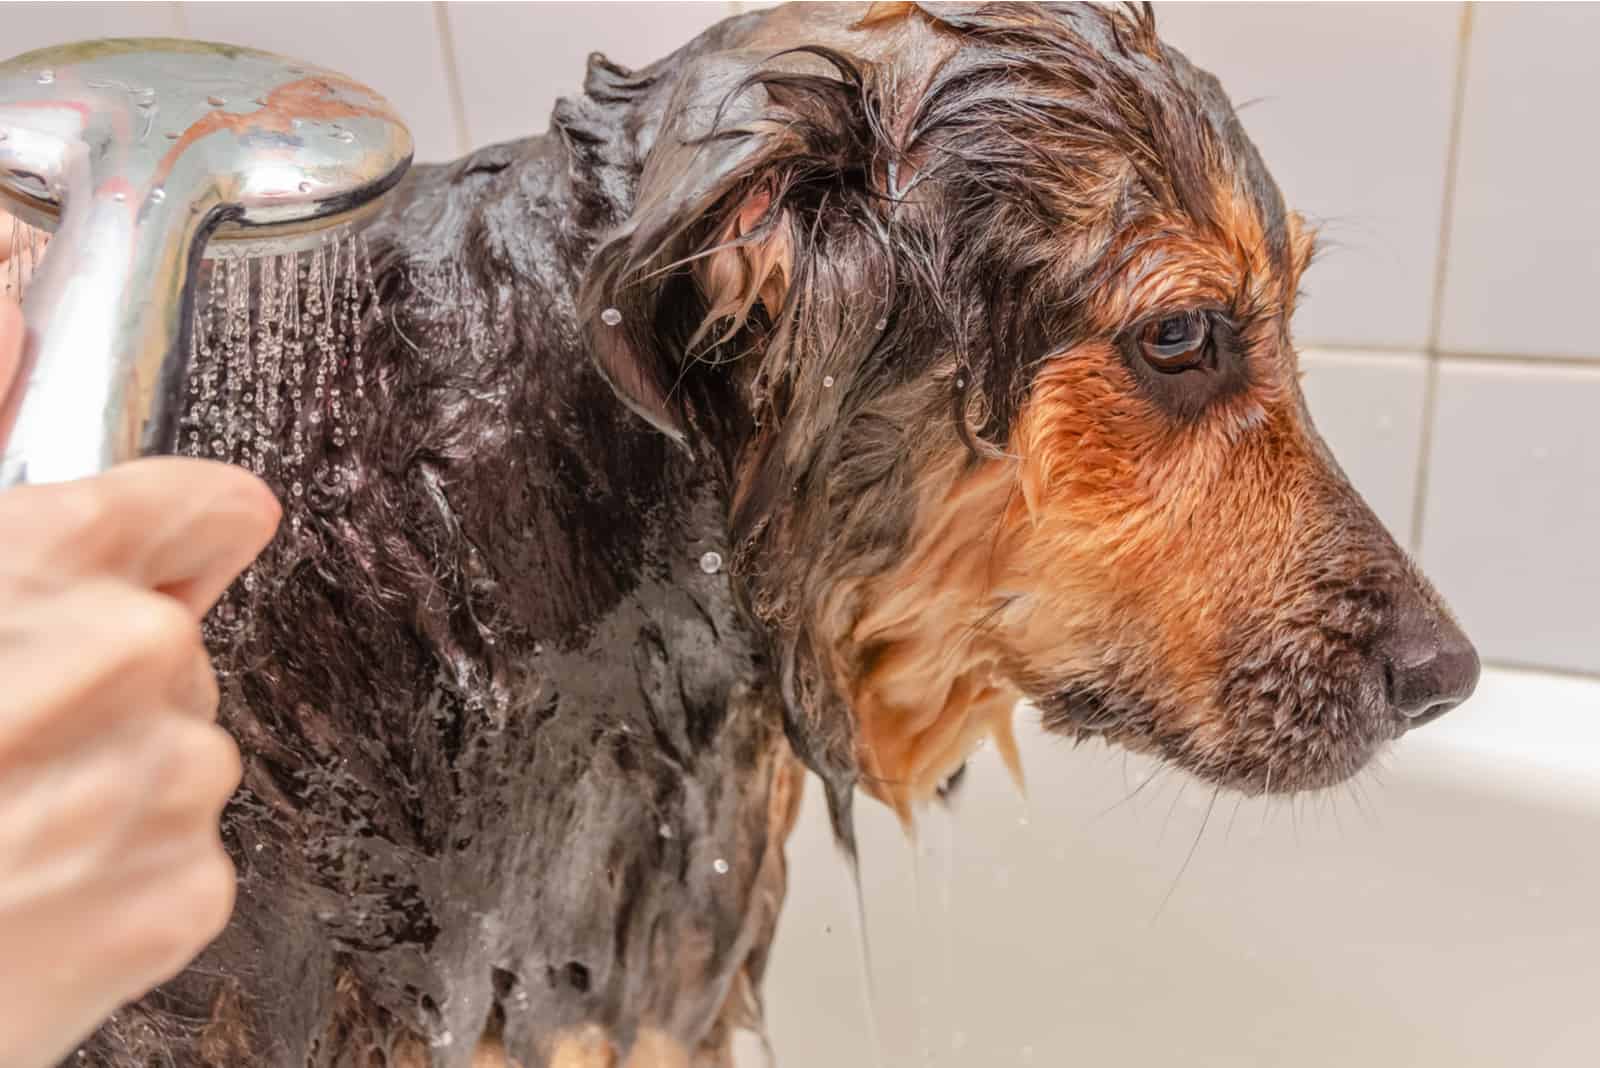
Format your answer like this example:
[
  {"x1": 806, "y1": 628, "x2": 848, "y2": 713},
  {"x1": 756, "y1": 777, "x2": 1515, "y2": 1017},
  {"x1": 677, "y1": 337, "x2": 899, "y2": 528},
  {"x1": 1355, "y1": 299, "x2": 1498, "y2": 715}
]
[{"x1": 81, "y1": 4, "x2": 1477, "y2": 1065}]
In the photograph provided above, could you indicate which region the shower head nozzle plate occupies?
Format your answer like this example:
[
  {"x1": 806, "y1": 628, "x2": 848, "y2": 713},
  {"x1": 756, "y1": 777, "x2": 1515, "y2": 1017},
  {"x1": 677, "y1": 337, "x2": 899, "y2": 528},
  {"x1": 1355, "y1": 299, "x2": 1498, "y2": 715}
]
[{"x1": 0, "y1": 37, "x2": 413, "y2": 257}]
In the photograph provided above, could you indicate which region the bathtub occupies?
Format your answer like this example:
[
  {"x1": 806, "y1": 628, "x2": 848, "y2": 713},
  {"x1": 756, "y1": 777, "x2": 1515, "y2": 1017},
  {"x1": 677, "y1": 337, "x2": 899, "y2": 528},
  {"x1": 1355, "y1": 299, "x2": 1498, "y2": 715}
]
[{"x1": 763, "y1": 666, "x2": 1600, "y2": 1067}]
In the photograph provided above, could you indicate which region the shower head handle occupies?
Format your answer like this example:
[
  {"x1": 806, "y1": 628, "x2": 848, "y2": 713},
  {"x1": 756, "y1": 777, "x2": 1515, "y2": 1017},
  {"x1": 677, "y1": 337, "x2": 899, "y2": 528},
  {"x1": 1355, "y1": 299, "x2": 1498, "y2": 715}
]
[{"x1": 0, "y1": 38, "x2": 412, "y2": 487}]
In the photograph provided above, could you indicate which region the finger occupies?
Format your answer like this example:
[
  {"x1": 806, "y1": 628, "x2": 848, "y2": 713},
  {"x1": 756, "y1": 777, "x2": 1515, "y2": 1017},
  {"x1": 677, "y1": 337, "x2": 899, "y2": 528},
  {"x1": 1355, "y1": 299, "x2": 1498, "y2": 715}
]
[
  {"x1": 0, "y1": 300, "x2": 20, "y2": 405},
  {"x1": 0, "y1": 580, "x2": 215, "y2": 757},
  {"x1": 0, "y1": 457, "x2": 282, "y2": 618}
]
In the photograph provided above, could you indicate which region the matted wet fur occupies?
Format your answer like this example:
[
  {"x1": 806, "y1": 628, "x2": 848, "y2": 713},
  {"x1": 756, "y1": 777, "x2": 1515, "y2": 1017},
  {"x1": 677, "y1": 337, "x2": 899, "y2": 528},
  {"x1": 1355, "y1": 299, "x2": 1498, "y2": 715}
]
[{"x1": 75, "y1": 3, "x2": 1475, "y2": 1066}]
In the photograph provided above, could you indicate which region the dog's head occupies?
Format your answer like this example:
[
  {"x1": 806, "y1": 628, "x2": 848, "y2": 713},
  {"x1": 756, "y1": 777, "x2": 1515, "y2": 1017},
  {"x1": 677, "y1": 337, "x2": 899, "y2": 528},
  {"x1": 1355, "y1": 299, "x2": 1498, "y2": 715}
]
[{"x1": 581, "y1": 2, "x2": 1478, "y2": 817}]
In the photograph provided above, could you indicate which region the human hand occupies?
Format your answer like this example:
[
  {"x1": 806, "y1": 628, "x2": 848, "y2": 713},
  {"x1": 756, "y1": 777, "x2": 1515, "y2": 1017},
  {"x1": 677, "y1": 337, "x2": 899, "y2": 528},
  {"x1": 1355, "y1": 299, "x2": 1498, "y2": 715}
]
[{"x1": 0, "y1": 289, "x2": 281, "y2": 1067}]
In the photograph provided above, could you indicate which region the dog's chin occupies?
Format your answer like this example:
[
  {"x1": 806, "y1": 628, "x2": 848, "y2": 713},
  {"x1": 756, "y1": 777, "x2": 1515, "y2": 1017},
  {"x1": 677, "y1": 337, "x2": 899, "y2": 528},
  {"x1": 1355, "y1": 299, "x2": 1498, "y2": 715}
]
[{"x1": 1037, "y1": 683, "x2": 1398, "y2": 796}]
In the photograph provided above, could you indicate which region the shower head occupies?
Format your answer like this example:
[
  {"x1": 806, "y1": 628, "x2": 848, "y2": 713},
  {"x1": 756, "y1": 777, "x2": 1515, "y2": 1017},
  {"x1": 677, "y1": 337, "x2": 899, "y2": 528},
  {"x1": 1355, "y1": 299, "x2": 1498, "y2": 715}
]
[{"x1": 0, "y1": 37, "x2": 412, "y2": 486}]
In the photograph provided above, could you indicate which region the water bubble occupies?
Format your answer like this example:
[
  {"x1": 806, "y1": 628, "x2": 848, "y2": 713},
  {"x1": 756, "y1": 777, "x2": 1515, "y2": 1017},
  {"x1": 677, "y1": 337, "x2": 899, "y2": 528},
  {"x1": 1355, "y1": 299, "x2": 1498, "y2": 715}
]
[
  {"x1": 713, "y1": 858, "x2": 730, "y2": 875},
  {"x1": 37, "y1": 70, "x2": 54, "y2": 85},
  {"x1": 823, "y1": 375, "x2": 835, "y2": 388},
  {"x1": 600, "y1": 306, "x2": 623, "y2": 327},
  {"x1": 207, "y1": 95, "x2": 226, "y2": 107},
  {"x1": 149, "y1": 187, "x2": 166, "y2": 204},
  {"x1": 699, "y1": 550, "x2": 723, "y2": 575},
  {"x1": 298, "y1": 181, "x2": 313, "y2": 194}
]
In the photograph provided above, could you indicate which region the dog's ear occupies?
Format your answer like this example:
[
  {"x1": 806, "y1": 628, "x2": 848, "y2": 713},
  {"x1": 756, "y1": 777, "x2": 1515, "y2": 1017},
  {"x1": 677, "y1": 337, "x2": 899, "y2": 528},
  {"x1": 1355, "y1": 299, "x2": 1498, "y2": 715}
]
[{"x1": 580, "y1": 50, "x2": 806, "y2": 448}]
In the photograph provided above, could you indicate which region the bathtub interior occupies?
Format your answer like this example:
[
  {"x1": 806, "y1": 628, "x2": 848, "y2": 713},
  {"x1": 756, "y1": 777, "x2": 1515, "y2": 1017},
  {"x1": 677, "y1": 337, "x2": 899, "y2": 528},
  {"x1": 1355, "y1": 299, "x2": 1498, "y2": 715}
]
[{"x1": 763, "y1": 667, "x2": 1600, "y2": 1067}]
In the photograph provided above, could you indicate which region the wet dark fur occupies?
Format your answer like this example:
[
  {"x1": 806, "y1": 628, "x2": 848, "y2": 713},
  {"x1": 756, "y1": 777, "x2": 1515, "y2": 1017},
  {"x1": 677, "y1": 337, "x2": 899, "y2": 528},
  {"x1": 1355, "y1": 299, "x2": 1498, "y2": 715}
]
[{"x1": 73, "y1": 3, "x2": 1465, "y2": 1065}]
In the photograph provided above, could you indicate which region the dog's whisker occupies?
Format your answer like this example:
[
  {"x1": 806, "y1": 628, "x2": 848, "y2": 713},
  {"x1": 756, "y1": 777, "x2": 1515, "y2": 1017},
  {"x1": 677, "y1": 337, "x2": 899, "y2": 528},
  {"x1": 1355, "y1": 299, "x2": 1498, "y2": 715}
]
[{"x1": 1153, "y1": 785, "x2": 1220, "y2": 924}]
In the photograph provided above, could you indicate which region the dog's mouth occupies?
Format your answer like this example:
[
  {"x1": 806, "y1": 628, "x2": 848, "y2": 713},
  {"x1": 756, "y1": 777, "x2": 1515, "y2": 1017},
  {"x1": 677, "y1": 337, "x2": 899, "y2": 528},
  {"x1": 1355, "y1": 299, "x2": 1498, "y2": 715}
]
[{"x1": 1037, "y1": 669, "x2": 1400, "y2": 796}]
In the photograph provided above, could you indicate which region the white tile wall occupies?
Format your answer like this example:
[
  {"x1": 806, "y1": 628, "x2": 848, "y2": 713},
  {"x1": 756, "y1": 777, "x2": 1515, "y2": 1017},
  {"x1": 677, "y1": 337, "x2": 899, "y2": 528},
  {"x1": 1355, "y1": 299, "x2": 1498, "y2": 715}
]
[
  {"x1": 444, "y1": 1, "x2": 732, "y2": 148},
  {"x1": 1439, "y1": 3, "x2": 1600, "y2": 359},
  {"x1": 1299, "y1": 350, "x2": 1429, "y2": 550},
  {"x1": 1420, "y1": 360, "x2": 1600, "y2": 675},
  {"x1": 1155, "y1": 2, "x2": 1463, "y2": 351},
  {"x1": 5, "y1": 1, "x2": 183, "y2": 51},
  {"x1": 1, "y1": 2, "x2": 1594, "y2": 675}
]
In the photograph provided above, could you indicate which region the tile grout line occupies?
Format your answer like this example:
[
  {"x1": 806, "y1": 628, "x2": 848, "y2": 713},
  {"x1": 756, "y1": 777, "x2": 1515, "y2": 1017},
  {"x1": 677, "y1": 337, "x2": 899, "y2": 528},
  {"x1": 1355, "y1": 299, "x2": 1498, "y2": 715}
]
[
  {"x1": 1303, "y1": 344, "x2": 1600, "y2": 371},
  {"x1": 1408, "y1": 0, "x2": 1476, "y2": 559},
  {"x1": 1483, "y1": 658, "x2": 1600, "y2": 686},
  {"x1": 433, "y1": 1, "x2": 474, "y2": 157}
]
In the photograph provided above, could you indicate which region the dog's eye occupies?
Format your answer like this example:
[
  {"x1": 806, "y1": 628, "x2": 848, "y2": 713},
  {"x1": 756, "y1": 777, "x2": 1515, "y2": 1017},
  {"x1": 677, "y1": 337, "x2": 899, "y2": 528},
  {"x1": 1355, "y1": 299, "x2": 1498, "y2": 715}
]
[{"x1": 1138, "y1": 312, "x2": 1209, "y2": 371}]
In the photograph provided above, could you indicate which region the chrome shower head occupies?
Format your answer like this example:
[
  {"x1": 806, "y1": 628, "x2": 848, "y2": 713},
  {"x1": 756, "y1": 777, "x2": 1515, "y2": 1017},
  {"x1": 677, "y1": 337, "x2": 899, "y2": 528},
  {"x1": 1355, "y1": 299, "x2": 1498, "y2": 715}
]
[{"x1": 0, "y1": 38, "x2": 412, "y2": 486}]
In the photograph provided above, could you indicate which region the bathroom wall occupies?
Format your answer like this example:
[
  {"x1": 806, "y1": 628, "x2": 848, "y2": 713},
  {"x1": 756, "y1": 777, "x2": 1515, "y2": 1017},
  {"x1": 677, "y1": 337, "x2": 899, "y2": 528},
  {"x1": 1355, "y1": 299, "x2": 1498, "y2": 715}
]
[
  {"x1": 7, "y1": 5, "x2": 1596, "y2": 1067},
  {"x1": 12, "y1": 0, "x2": 1588, "y2": 678}
]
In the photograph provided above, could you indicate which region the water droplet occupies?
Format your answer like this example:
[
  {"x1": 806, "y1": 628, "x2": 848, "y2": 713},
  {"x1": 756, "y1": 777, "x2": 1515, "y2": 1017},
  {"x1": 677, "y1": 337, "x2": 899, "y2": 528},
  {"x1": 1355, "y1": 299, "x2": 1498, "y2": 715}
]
[
  {"x1": 315, "y1": 909, "x2": 334, "y2": 922},
  {"x1": 659, "y1": 823, "x2": 674, "y2": 839},
  {"x1": 298, "y1": 181, "x2": 313, "y2": 194},
  {"x1": 330, "y1": 127, "x2": 356, "y2": 144},
  {"x1": 207, "y1": 95, "x2": 226, "y2": 107},
  {"x1": 255, "y1": 843, "x2": 264, "y2": 852},
  {"x1": 713, "y1": 858, "x2": 730, "y2": 875},
  {"x1": 112, "y1": 191, "x2": 126, "y2": 203},
  {"x1": 600, "y1": 306, "x2": 623, "y2": 326},
  {"x1": 137, "y1": 87, "x2": 156, "y2": 106},
  {"x1": 875, "y1": 317, "x2": 888, "y2": 330},
  {"x1": 254, "y1": 96, "x2": 267, "y2": 106},
  {"x1": 699, "y1": 550, "x2": 723, "y2": 575},
  {"x1": 430, "y1": 1030, "x2": 454, "y2": 1049},
  {"x1": 37, "y1": 70, "x2": 54, "y2": 85},
  {"x1": 165, "y1": 131, "x2": 180, "y2": 140},
  {"x1": 149, "y1": 187, "x2": 166, "y2": 204},
  {"x1": 823, "y1": 375, "x2": 835, "y2": 388},
  {"x1": 955, "y1": 377, "x2": 966, "y2": 389}
]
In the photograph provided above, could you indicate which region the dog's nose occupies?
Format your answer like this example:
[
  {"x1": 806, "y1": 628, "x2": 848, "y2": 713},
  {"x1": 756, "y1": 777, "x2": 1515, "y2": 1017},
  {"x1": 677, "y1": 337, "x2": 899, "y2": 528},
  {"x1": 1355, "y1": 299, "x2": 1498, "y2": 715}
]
[{"x1": 1381, "y1": 589, "x2": 1480, "y2": 728}]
